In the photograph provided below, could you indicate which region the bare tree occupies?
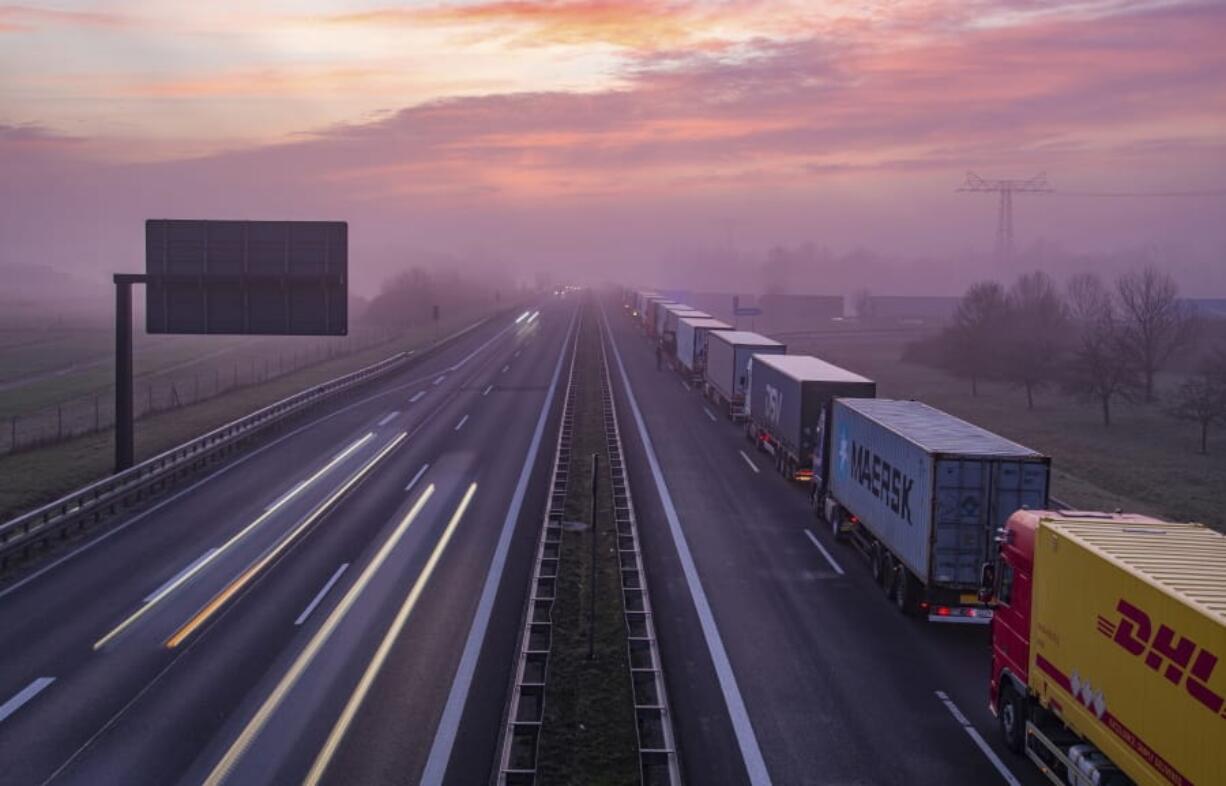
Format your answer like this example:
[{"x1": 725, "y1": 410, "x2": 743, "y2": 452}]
[
  {"x1": 1062, "y1": 273, "x2": 1142, "y2": 426},
  {"x1": 944, "y1": 281, "x2": 1009, "y2": 396},
  {"x1": 1003, "y1": 271, "x2": 1067, "y2": 409},
  {"x1": 1166, "y1": 349, "x2": 1226, "y2": 453},
  {"x1": 1116, "y1": 265, "x2": 1198, "y2": 402}
]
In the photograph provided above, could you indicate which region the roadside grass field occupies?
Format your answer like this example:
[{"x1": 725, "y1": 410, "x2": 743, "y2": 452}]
[
  {"x1": 791, "y1": 332, "x2": 1226, "y2": 533},
  {"x1": 0, "y1": 307, "x2": 500, "y2": 521}
]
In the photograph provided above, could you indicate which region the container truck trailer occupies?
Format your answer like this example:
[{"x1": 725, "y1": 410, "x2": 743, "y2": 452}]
[
  {"x1": 661, "y1": 307, "x2": 711, "y2": 356},
  {"x1": 643, "y1": 296, "x2": 676, "y2": 336},
  {"x1": 703, "y1": 331, "x2": 785, "y2": 419},
  {"x1": 745, "y1": 354, "x2": 876, "y2": 482},
  {"x1": 816, "y1": 398, "x2": 1050, "y2": 620},
  {"x1": 675, "y1": 317, "x2": 732, "y2": 379},
  {"x1": 982, "y1": 510, "x2": 1226, "y2": 786}
]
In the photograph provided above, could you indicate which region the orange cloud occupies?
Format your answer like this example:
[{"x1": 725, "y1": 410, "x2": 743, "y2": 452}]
[{"x1": 0, "y1": 4, "x2": 130, "y2": 31}]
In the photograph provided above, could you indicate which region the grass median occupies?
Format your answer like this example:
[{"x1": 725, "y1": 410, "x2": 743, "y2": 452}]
[{"x1": 536, "y1": 305, "x2": 639, "y2": 786}]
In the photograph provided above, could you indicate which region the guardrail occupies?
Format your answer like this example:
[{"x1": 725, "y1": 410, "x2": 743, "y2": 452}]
[{"x1": 0, "y1": 314, "x2": 496, "y2": 570}]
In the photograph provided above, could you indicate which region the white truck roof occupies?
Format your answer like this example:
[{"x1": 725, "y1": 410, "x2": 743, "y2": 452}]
[
  {"x1": 751, "y1": 354, "x2": 872, "y2": 385},
  {"x1": 707, "y1": 330, "x2": 783, "y2": 348}
]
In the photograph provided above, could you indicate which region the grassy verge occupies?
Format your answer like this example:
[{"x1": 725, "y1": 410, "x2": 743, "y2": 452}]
[
  {"x1": 0, "y1": 309, "x2": 501, "y2": 521},
  {"x1": 536, "y1": 304, "x2": 639, "y2": 786},
  {"x1": 790, "y1": 332, "x2": 1226, "y2": 532}
]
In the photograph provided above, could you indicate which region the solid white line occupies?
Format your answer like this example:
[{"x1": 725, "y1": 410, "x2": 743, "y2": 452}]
[
  {"x1": 0, "y1": 677, "x2": 55, "y2": 723},
  {"x1": 482, "y1": 385, "x2": 493, "y2": 397},
  {"x1": 376, "y1": 411, "x2": 399, "y2": 427},
  {"x1": 703, "y1": 407, "x2": 718, "y2": 422},
  {"x1": 454, "y1": 414, "x2": 469, "y2": 432},
  {"x1": 144, "y1": 548, "x2": 220, "y2": 602},
  {"x1": 601, "y1": 306, "x2": 772, "y2": 786},
  {"x1": 265, "y1": 480, "x2": 308, "y2": 512},
  {"x1": 448, "y1": 320, "x2": 520, "y2": 371},
  {"x1": 405, "y1": 464, "x2": 429, "y2": 493},
  {"x1": 433, "y1": 375, "x2": 446, "y2": 386},
  {"x1": 803, "y1": 530, "x2": 845, "y2": 575},
  {"x1": 422, "y1": 307, "x2": 577, "y2": 784},
  {"x1": 410, "y1": 391, "x2": 426, "y2": 403},
  {"x1": 739, "y1": 450, "x2": 760, "y2": 474},
  {"x1": 935, "y1": 691, "x2": 1022, "y2": 786},
  {"x1": 681, "y1": 380, "x2": 691, "y2": 391},
  {"x1": 294, "y1": 564, "x2": 349, "y2": 626},
  {"x1": 501, "y1": 364, "x2": 510, "y2": 374}
]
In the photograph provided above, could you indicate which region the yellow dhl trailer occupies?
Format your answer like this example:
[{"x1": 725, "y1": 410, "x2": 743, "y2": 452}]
[{"x1": 983, "y1": 511, "x2": 1225, "y2": 786}]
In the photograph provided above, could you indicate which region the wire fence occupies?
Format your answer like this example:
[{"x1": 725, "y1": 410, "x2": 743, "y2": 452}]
[{"x1": 0, "y1": 328, "x2": 402, "y2": 455}]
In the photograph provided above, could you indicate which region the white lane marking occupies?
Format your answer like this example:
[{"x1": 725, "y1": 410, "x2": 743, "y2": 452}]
[
  {"x1": 144, "y1": 549, "x2": 220, "y2": 602},
  {"x1": 376, "y1": 411, "x2": 399, "y2": 427},
  {"x1": 201, "y1": 485, "x2": 436, "y2": 786},
  {"x1": 295, "y1": 564, "x2": 349, "y2": 626},
  {"x1": 703, "y1": 407, "x2": 718, "y2": 422},
  {"x1": 501, "y1": 364, "x2": 510, "y2": 374},
  {"x1": 448, "y1": 319, "x2": 521, "y2": 371},
  {"x1": 601, "y1": 306, "x2": 772, "y2": 786},
  {"x1": 935, "y1": 691, "x2": 1022, "y2": 786},
  {"x1": 681, "y1": 380, "x2": 691, "y2": 391},
  {"x1": 514, "y1": 350, "x2": 521, "y2": 358},
  {"x1": 410, "y1": 391, "x2": 426, "y2": 403},
  {"x1": 423, "y1": 307, "x2": 577, "y2": 784},
  {"x1": 304, "y1": 484, "x2": 478, "y2": 786},
  {"x1": 92, "y1": 433, "x2": 375, "y2": 650},
  {"x1": 454, "y1": 414, "x2": 470, "y2": 431},
  {"x1": 803, "y1": 530, "x2": 845, "y2": 575},
  {"x1": 0, "y1": 311, "x2": 511, "y2": 603},
  {"x1": 433, "y1": 375, "x2": 446, "y2": 386},
  {"x1": 739, "y1": 450, "x2": 761, "y2": 474},
  {"x1": 405, "y1": 464, "x2": 429, "y2": 493},
  {"x1": 482, "y1": 385, "x2": 493, "y2": 397},
  {"x1": 0, "y1": 677, "x2": 55, "y2": 723}
]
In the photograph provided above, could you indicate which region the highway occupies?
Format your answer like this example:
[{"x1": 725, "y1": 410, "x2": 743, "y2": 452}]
[
  {"x1": 0, "y1": 297, "x2": 578, "y2": 786},
  {"x1": 600, "y1": 298, "x2": 1045, "y2": 786}
]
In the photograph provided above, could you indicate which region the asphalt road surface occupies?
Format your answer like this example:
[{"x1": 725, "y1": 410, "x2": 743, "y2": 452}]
[
  {"x1": 0, "y1": 297, "x2": 578, "y2": 786},
  {"x1": 600, "y1": 298, "x2": 1045, "y2": 786}
]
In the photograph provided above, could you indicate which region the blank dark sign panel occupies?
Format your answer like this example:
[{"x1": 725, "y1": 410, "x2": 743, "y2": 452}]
[{"x1": 145, "y1": 219, "x2": 348, "y2": 335}]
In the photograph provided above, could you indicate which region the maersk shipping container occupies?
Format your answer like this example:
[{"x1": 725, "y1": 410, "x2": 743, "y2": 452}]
[
  {"x1": 704, "y1": 331, "x2": 785, "y2": 409},
  {"x1": 828, "y1": 399, "x2": 1049, "y2": 594},
  {"x1": 676, "y1": 317, "x2": 732, "y2": 373},
  {"x1": 746, "y1": 355, "x2": 875, "y2": 469}
]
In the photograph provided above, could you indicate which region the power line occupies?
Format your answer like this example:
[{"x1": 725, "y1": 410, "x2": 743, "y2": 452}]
[
  {"x1": 1053, "y1": 189, "x2": 1226, "y2": 198},
  {"x1": 956, "y1": 171, "x2": 1052, "y2": 266}
]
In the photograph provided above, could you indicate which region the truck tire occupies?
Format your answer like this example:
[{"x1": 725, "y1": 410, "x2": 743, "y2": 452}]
[
  {"x1": 893, "y1": 565, "x2": 916, "y2": 615},
  {"x1": 998, "y1": 685, "x2": 1026, "y2": 754},
  {"x1": 869, "y1": 542, "x2": 884, "y2": 583},
  {"x1": 830, "y1": 509, "x2": 845, "y2": 541},
  {"x1": 880, "y1": 553, "x2": 896, "y2": 595}
]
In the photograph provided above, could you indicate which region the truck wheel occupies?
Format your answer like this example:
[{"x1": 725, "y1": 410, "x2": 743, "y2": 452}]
[
  {"x1": 893, "y1": 566, "x2": 916, "y2": 615},
  {"x1": 999, "y1": 685, "x2": 1026, "y2": 754},
  {"x1": 880, "y1": 554, "x2": 895, "y2": 594},
  {"x1": 869, "y1": 543, "x2": 883, "y2": 583},
  {"x1": 830, "y1": 509, "x2": 845, "y2": 542}
]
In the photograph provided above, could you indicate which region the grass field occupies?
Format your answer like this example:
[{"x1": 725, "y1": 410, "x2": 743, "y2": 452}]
[
  {"x1": 0, "y1": 306, "x2": 501, "y2": 521},
  {"x1": 790, "y1": 330, "x2": 1226, "y2": 532},
  {"x1": 536, "y1": 306, "x2": 639, "y2": 786}
]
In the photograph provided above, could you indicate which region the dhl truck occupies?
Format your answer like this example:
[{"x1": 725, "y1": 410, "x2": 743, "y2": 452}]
[{"x1": 982, "y1": 510, "x2": 1226, "y2": 786}]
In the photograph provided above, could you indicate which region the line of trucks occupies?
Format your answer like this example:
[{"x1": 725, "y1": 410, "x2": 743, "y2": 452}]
[{"x1": 622, "y1": 287, "x2": 1225, "y2": 786}]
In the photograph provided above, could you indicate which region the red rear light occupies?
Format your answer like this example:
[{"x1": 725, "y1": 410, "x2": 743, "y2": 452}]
[{"x1": 936, "y1": 606, "x2": 951, "y2": 616}]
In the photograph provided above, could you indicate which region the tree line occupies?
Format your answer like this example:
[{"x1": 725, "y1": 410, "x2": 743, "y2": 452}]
[{"x1": 915, "y1": 266, "x2": 1226, "y2": 452}]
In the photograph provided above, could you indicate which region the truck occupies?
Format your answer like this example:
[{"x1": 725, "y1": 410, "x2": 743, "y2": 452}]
[
  {"x1": 631, "y1": 290, "x2": 659, "y2": 319},
  {"x1": 675, "y1": 317, "x2": 732, "y2": 379},
  {"x1": 982, "y1": 510, "x2": 1226, "y2": 786},
  {"x1": 660, "y1": 306, "x2": 711, "y2": 356},
  {"x1": 744, "y1": 354, "x2": 876, "y2": 482},
  {"x1": 643, "y1": 296, "x2": 676, "y2": 336},
  {"x1": 703, "y1": 330, "x2": 785, "y2": 419},
  {"x1": 816, "y1": 398, "x2": 1050, "y2": 620}
]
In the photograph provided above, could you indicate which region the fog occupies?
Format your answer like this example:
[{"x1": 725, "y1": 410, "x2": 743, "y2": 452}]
[{"x1": 2, "y1": 0, "x2": 1225, "y2": 309}]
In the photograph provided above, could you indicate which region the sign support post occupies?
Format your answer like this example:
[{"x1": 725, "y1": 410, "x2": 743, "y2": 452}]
[{"x1": 113, "y1": 273, "x2": 148, "y2": 472}]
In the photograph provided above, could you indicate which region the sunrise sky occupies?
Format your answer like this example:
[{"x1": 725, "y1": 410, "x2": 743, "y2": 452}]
[{"x1": 2, "y1": 0, "x2": 1225, "y2": 294}]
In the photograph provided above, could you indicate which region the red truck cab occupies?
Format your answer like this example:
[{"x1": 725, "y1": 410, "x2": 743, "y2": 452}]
[{"x1": 986, "y1": 509, "x2": 1039, "y2": 748}]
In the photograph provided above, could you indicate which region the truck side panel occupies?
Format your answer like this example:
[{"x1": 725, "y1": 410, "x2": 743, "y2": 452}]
[
  {"x1": 1030, "y1": 525, "x2": 1225, "y2": 786},
  {"x1": 829, "y1": 401, "x2": 936, "y2": 579}
]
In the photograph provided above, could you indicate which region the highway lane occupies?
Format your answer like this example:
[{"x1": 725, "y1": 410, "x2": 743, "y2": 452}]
[
  {"x1": 0, "y1": 299, "x2": 576, "y2": 785},
  {"x1": 601, "y1": 300, "x2": 1044, "y2": 786}
]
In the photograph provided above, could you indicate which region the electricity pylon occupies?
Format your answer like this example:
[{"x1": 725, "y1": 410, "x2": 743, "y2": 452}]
[{"x1": 957, "y1": 172, "x2": 1052, "y2": 265}]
